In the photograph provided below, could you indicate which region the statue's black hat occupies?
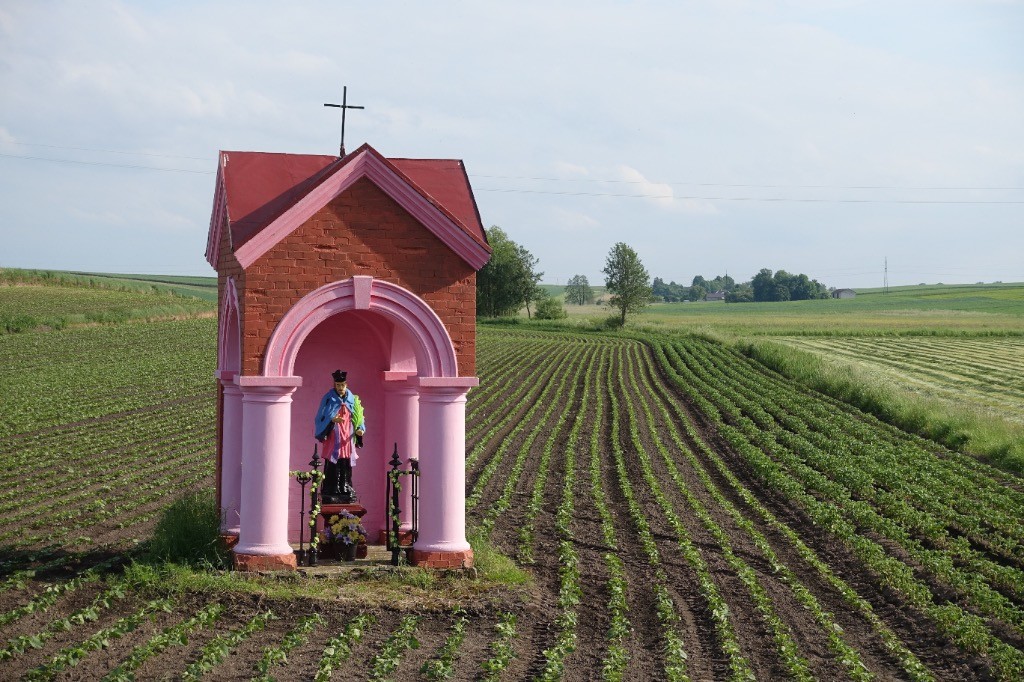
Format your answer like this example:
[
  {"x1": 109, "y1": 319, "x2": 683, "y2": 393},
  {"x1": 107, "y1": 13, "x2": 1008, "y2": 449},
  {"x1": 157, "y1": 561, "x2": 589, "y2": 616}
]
[{"x1": 332, "y1": 370, "x2": 347, "y2": 383}]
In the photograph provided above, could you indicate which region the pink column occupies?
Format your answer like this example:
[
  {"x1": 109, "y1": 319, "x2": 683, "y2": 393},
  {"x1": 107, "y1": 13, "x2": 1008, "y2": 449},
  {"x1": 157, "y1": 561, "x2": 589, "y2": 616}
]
[
  {"x1": 218, "y1": 372, "x2": 243, "y2": 537},
  {"x1": 233, "y1": 376, "x2": 303, "y2": 571},
  {"x1": 383, "y1": 372, "x2": 418, "y2": 539},
  {"x1": 410, "y1": 377, "x2": 478, "y2": 569}
]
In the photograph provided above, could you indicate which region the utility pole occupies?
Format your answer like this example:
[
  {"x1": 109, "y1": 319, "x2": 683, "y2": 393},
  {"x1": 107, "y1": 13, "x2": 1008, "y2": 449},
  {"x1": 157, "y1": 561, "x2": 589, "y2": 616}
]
[{"x1": 884, "y1": 257, "x2": 889, "y2": 294}]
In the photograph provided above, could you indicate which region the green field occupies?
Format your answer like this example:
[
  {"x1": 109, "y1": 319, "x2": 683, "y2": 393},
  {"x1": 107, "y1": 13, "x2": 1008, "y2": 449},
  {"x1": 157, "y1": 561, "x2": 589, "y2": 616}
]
[
  {"x1": 555, "y1": 282, "x2": 1024, "y2": 336},
  {"x1": 0, "y1": 268, "x2": 216, "y2": 332},
  {"x1": 776, "y1": 336, "x2": 1024, "y2": 425},
  {"x1": 1, "y1": 276, "x2": 1023, "y2": 680}
]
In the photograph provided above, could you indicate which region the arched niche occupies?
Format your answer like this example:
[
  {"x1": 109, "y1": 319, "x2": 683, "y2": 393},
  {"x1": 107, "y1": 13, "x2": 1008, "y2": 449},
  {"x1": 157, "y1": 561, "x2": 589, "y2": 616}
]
[
  {"x1": 261, "y1": 276, "x2": 459, "y2": 542},
  {"x1": 263, "y1": 276, "x2": 458, "y2": 380}
]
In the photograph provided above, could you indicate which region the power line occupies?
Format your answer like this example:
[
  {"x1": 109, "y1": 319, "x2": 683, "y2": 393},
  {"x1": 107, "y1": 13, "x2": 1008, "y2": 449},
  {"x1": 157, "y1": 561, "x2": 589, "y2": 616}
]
[
  {"x1": 2, "y1": 148, "x2": 1021, "y2": 203},
  {"x1": 0, "y1": 153, "x2": 215, "y2": 174},
  {"x1": 470, "y1": 173, "x2": 1024, "y2": 191},
  {"x1": 475, "y1": 186, "x2": 1024, "y2": 204},
  {"x1": 8, "y1": 141, "x2": 211, "y2": 161}
]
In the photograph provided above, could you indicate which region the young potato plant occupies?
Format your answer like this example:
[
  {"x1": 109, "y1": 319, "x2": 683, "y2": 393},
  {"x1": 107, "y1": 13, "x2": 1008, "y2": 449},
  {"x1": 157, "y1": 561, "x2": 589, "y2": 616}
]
[
  {"x1": 103, "y1": 602, "x2": 224, "y2": 682},
  {"x1": 420, "y1": 610, "x2": 469, "y2": 681}
]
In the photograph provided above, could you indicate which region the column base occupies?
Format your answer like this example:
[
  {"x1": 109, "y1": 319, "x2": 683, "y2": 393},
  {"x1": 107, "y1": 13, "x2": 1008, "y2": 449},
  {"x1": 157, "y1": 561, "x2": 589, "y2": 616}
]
[
  {"x1": 233, "y1": 551, "x2": 297, "y2": 572},
  {"x1": 409, "y1": 548, "x2": 473, "y2": 569}
]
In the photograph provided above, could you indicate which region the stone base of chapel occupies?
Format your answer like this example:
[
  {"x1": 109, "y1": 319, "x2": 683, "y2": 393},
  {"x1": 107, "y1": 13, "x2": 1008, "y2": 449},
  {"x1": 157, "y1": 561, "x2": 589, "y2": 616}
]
[
  {"x1": 409, "y1": 548, "x2": 474, "y2": 569},
  {"x1": 233, "y1": 551, "x2": 298, "y2": 572}
]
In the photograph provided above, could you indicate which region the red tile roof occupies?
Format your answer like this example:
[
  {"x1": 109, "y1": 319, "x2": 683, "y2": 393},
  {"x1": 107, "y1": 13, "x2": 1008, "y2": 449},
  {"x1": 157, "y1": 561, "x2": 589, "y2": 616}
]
[{"x1": 219, "y1": 145, "x2": 487, "y2": 252}]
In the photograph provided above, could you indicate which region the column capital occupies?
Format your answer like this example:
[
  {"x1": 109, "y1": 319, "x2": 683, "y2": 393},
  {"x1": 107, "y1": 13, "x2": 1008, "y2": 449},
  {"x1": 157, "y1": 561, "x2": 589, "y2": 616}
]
[
  {"x1": 215, "y1": 369, "x2": 237, "y2": 383},
  {"x1": 412, "y1": 376, "x2": 478, "y2": 396},
  {"x1": 235, "y1": 375, "x2": 303, "y2": 388},
  {"x1": 235, "y1": 375, "x2": 302, "y2": 401}
]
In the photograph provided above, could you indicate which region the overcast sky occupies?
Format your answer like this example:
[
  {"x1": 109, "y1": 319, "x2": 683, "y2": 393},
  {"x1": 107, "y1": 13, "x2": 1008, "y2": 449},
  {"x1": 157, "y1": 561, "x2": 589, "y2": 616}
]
[{"x1": 1, "y1": 1, "x2": 1022, "y2": 288}]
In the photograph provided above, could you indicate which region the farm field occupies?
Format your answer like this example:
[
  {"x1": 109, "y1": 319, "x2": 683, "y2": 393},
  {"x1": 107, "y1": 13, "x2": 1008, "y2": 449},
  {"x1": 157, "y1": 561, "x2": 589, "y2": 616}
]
[
  {"x1": 1, "y1": 268, "x2": 220, "y2": 303},
  {"x1": 774, "y1": 336, "x2": 1024, "y2": 425},
  {"x1": 2, "y1": 314, "x2": 1023, "y2": 680},
  {"x1": 557, "y1": 282, "x2": 1024, "y2": 336},
  {"x1": 0, "y1": 269, "x2": 215, "y2": 333}
]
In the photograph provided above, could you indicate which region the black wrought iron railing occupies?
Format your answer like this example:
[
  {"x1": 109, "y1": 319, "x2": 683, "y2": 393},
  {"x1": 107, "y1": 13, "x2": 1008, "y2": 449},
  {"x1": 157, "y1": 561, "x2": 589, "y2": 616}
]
[{"x1": 385, "y1": 443, "x2": 420, "y2": 566}]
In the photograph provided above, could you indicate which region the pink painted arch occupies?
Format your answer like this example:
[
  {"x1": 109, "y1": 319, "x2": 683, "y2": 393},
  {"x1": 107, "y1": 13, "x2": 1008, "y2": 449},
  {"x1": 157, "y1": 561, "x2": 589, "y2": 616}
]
[{"x1": 262, "y1": 276, "x2": 459, "y2": 379}]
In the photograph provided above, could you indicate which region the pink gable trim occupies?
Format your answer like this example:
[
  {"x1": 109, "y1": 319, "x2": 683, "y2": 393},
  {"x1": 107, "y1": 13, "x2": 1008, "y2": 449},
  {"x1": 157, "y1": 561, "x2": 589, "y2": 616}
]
[
  {"x1": 262, "y1": 277, "x2": 459, "y2": 379},
  {"x1": 205, "y1": 157, "x2": 228, "y2": 268},
  {"x1": 232, "y1": 150, "x2": 490, "y2": 271}
]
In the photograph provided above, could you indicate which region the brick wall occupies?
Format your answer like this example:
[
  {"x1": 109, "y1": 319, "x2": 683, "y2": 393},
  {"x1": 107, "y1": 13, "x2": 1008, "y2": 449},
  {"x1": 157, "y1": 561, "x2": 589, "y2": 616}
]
[{"x1": 236, "y1": 177, "x2": 477, "y2": 377}]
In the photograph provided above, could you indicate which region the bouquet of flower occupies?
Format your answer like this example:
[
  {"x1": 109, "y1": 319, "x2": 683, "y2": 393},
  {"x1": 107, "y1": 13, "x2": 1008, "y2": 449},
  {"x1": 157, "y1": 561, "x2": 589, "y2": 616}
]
[{"x1": 324, "y1": 510, "x2": 367, "y2": 546}]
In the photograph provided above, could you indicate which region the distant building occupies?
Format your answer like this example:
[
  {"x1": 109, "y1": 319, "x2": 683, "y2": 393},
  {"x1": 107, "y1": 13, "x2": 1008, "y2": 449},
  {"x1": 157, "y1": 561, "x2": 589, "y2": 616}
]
[
  {"x1": 832, "y1": 288, "x2": 856, "y2": 299},
  {"x1": 706, "y1": 290, "x2": 727, "y2": 302}
]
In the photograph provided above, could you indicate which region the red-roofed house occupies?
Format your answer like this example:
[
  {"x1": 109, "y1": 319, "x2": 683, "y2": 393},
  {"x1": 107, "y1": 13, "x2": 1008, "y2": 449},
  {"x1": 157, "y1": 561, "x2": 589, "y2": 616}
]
[{"x1": 207, "y1": 144, "x2": 490, "y2": 570}]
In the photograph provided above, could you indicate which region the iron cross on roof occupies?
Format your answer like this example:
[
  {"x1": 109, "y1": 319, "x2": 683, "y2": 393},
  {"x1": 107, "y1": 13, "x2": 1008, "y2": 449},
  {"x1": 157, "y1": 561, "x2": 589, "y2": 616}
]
[{"x1": 324, "y1": 86, "x2": 365, "y2": 157}]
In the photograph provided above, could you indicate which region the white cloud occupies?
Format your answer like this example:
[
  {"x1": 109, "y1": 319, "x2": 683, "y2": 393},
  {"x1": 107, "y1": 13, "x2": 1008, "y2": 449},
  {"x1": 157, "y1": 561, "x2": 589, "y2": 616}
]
[
  {"x1": 614, "y1": 165, "x2": 719, "y2": 215},
  {"x1": 551, "y1": 208, "x2": 600, "y2": 232}
]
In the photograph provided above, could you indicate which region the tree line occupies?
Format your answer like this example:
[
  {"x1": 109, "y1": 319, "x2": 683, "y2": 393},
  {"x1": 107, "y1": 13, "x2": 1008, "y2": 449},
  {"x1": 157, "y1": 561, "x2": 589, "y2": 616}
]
[
  {"x1": 476, "y1": 227, "x2": 651, "y2": 326},
  {"x1": 476, "y1": 225, "x2": 831, "y2": 325}
]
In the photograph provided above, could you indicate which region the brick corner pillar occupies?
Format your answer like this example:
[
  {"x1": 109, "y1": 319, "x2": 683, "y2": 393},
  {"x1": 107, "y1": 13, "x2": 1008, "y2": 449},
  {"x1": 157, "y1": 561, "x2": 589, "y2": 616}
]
[
  {"x1": 217, "y1": 370, "x2": 242, "y2": 539},
  {"x1": 409, "y1": 376, "x2": 478, "y2": 569},
  {"x1": 233, "y1": 375, "x2": 303, "y2": 571}
]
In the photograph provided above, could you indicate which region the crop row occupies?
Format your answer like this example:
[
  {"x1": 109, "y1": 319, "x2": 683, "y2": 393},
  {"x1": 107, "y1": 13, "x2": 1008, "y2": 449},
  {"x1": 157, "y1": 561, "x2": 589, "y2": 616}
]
[
  {"x1": 0, "y1": 434, "x2": 214, "y2": 549},
  {"x1": 0, "y1": 392, "x2": 212, "y2": 475},
  {"x1": 635, "y1": 343, "x2": 932, "y2": 680},
  {"x1": 466, "y1": 340, "x2": 589, "y2": 519},
  {"x1": 682, "y1": 337, "x2": 1024, "y2": 541},
  {"x1": 648, "y1": 334, "x2": 1024, "y2": 679},
  {"x1": 603, "y1": 345, "x2": 693, "y2": 681},
  {"x1": 0, "y1": 317, "x2": 216, "y2": 437},
  {"x1": 517, "y1": 345, "x2": 601, "y2": 563},
  {"x1": 684, "y1": 338, "x2": 1024, "y2": 567},
  {"x1": 0, "y1": 578, "x2": 525, "y2": 682},
  {"x1": 585, "y1": 345, "x2": 632, "y2": 680},
  {"x1": 535, "y1": 343, "x2": 599, "y2": 680},
  {"x1": 466, "y1": 334, "x2": 592, "y2": 450},
  {"x1": 629, "y1": 343, "x2": 901, "y2": 680}
]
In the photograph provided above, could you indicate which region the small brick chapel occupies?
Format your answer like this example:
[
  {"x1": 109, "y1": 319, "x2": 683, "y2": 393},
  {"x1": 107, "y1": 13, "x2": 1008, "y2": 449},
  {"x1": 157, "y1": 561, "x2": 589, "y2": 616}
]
[{"x1": 205, "y1": 143, "x2": 491, "y2": 570}]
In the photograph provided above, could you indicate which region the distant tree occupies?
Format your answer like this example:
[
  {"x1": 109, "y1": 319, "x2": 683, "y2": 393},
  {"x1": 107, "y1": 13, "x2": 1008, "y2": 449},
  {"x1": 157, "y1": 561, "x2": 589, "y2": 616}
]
[
  {"x1": 534, "y1": 292, "x2": 567, "y2": 319},
  {"x1": 749, "y1": 267, "x2": 829, "y2": 302},
  {"x1": 476, "y1": 226, "x2": 543, "y2": 317},
  {"x1": 725, "y1": 284, "x2": 754, "y2": 303},
  {"x1": 565, "y1": 274, "x2": 594, "y2": 305},
  {"x1": 689, "y1": 284, "x2": 707, "y2": 301},
  {"x1": 651, "y1": 276, "x2": 667, "y2": 302},
  {"x1": 652, "y1": 277, "x2": 688, "y2": 302},
  {"x1": 751, "y1": 268, "x2": 777, "y2": 302},
  {"x1": 524, "y1": 284, "x2": 544, "y2": 319},
  {"x1": 692, "y1": 275, "x2": 707, "y2": 289},
  {"x1": 603, "y1": 242, "x2": 653, "y2": 325}
]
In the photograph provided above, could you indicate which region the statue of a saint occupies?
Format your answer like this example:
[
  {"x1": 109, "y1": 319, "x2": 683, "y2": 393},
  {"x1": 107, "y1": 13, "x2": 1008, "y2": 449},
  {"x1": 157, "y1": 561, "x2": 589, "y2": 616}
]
[{"x1": 314, "y1": 370, "x2": 366, "y2": 504}]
